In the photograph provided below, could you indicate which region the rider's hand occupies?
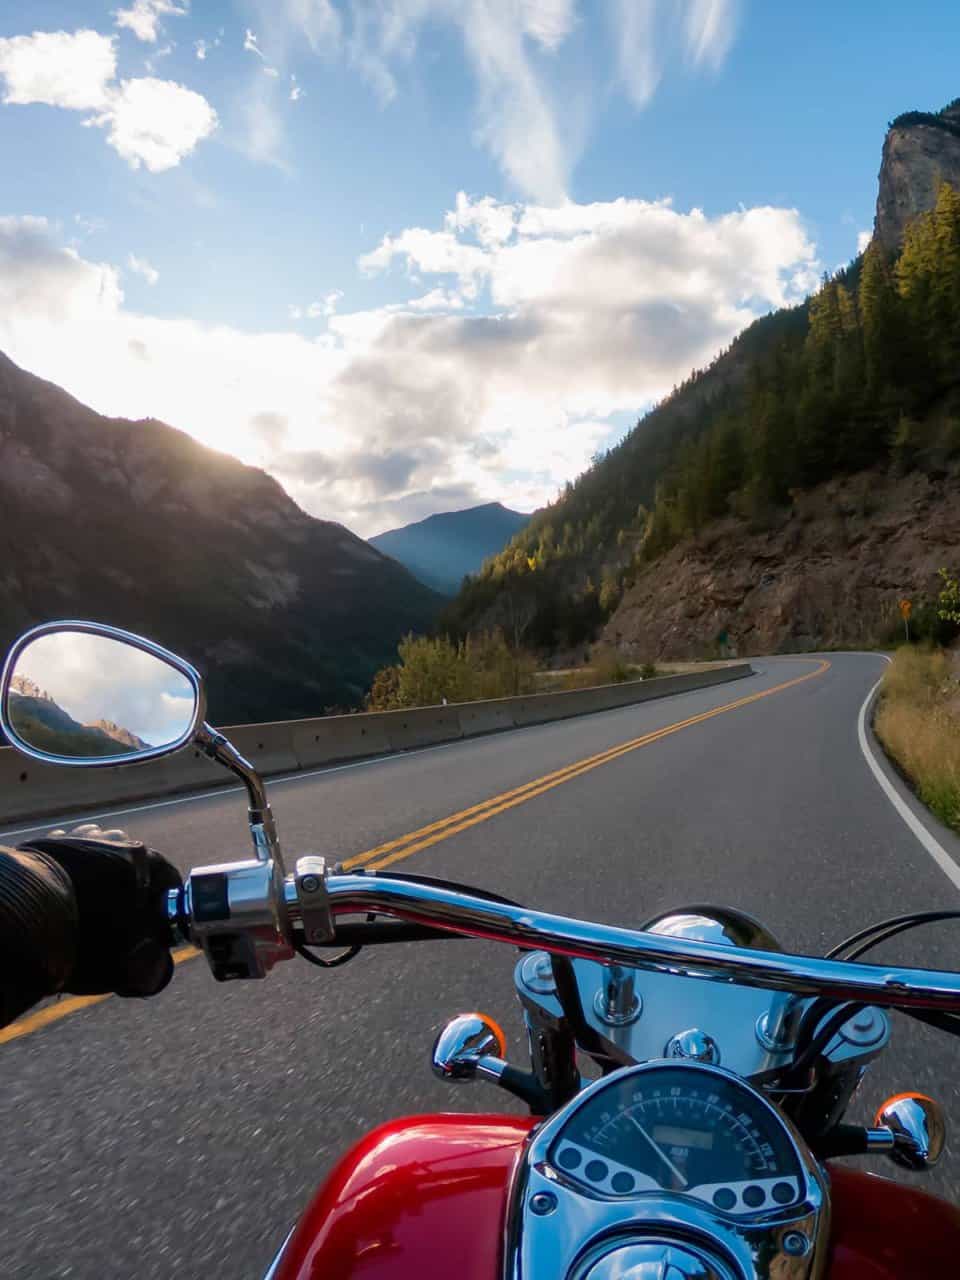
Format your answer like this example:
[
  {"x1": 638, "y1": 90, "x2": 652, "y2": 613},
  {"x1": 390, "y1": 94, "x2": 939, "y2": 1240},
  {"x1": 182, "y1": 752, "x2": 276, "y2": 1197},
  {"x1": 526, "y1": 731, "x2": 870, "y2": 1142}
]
[{"x1": 17, "y1": 825, "x2": 182, "y2": 999}]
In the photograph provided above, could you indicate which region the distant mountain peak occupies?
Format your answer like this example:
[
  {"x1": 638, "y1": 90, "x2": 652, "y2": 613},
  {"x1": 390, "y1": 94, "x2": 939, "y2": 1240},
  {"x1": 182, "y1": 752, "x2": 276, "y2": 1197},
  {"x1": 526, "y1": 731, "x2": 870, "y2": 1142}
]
[{"x1": 370, "y1": 502, "x2": 531, "y2": 595}]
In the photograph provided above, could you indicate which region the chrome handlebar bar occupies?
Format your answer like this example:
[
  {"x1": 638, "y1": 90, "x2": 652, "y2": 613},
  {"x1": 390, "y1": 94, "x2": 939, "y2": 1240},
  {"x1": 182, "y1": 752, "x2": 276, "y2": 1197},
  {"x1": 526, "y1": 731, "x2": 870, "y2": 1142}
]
[
  {"x1": 306, "y1": 872, "x2": 960, "y2": 1012},
  {"x1": 175, "y1": 863, "x2": 960, "y2": 1010}
]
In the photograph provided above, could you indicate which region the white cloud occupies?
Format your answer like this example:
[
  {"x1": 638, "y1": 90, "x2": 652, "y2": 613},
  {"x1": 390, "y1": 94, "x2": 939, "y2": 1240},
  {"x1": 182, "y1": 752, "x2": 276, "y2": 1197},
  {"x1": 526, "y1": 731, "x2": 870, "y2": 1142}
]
[
  {"x1": 684, "y1": 0, "x2": 739, "y2": 70},
  {"x1": 127, "y1": 252, "x2": 159, "y2": 284},
  {"x1": 0, "y1": 29, "x2": 116, "y2": 110},
  {"x1": 0, "y1": 28, "x2": 217, "y2": 171},
  {"x1": 114, "y1": 0, "x2": 188, "y2": 44},
  {"x1": 857, "y1": 228, "x2": 872, "y2": 254},
  {"x1": 87, "y1": 77, "x2": 218, "y2": 172},
  {"x1": 244, "y1": 29, "x2": 265, "y2": 59},
  {"x1": 406, "y1": 288, "x2": 466, "y2": 311},
  {"x1": 0, "y1": 195, "x2": 817, "y2": 534},
  {"x1": 289, "y1": 292, "x2": 345, "y2": 322}
]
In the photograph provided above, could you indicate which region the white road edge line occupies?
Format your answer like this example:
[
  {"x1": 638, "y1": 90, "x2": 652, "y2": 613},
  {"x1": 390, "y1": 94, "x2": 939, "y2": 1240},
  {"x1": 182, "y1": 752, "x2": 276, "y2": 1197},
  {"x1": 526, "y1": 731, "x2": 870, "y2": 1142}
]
[{"x1": 856, "y1": 657, "x2": 960, "y2": 893}]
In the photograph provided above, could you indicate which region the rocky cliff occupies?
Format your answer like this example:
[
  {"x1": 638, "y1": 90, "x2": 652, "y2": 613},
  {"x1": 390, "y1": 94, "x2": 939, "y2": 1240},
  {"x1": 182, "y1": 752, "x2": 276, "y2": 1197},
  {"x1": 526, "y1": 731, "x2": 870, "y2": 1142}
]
[
  {"x1": 875, "y1": 100, "x2": 960, "y2": 251},
  {"x1": 0, "y1": 352, "x2": 441, "y2": 721},
  {"x1": 605, "y1": 467, "x2": 960, "y2": 659}
]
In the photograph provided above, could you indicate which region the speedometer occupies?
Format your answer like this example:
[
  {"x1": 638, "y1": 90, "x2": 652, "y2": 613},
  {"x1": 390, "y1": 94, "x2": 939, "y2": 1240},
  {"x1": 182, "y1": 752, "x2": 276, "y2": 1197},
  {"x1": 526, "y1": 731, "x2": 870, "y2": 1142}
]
[{"x1": 549, "y1": 1064, "x2": 801, "y2": 1213}]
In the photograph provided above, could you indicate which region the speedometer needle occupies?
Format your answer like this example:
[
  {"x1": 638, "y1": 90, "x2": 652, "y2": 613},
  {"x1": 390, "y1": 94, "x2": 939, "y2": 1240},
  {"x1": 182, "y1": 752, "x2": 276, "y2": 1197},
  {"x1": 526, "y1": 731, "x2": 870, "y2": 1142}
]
[{"x1": 627, "y1": 1115, "x2": 689, "y2": 1189}]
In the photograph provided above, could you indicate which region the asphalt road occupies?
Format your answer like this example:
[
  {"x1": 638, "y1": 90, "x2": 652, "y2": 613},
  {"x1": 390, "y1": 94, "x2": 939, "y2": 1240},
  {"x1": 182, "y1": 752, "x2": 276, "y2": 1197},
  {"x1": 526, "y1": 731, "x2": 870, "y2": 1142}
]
[{"x1": 4, "y1": 653, "x2": 960, "y2": 1279}]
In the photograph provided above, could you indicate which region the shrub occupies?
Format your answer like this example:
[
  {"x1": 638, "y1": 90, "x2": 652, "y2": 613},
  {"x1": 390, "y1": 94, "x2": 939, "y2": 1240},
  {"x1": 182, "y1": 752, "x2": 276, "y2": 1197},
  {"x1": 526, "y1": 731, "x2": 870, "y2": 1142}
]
[{"x1": 366, "y1": 631, "x2": 536, "y2": 709}]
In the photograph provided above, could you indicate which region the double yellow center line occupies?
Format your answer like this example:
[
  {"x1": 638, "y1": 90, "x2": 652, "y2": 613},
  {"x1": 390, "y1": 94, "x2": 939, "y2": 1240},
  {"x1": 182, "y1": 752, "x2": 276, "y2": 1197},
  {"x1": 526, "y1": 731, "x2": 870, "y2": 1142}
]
[
  {"x1": 344, "y1": 658, "x2": 829, "y2": 873},
  {"x1": 1, "y1": 658, "x2": 828, "y2": 1045}
]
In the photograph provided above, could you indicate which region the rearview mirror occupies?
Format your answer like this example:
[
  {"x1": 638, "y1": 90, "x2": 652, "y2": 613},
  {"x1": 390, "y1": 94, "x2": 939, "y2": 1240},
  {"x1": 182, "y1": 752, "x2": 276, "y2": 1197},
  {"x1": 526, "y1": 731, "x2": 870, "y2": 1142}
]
[{"x1": 0, "y1": 622, "x2": 204, "y2": 766}]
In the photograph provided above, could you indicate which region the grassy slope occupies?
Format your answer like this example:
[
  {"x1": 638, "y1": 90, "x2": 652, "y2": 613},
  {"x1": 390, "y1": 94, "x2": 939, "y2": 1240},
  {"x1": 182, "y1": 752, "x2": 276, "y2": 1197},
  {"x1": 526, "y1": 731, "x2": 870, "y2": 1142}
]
[{"x1": 874, "y1": 647, "x2": 960, "y2": 832}]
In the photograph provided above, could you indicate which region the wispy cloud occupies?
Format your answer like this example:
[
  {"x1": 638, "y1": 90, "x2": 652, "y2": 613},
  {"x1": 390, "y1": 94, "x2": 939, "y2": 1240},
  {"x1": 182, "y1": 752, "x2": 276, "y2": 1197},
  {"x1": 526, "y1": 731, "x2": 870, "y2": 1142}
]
[
  {"x1": 609, "y1": 0, "x2": 740, "y2": 113},
  {"x1": 611, "y1": 0, "x2": 661, "y2": 109},
  {"x1": 684, "y1": 0, "x2": 739, "y2": 69}
]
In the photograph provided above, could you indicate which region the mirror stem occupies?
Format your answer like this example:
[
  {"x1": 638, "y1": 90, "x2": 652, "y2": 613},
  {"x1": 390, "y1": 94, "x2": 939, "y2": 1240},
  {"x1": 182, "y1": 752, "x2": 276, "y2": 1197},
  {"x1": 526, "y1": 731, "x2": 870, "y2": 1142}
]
[{"x1": 195, "y1": 723, "x2": 284, "y2": 871}]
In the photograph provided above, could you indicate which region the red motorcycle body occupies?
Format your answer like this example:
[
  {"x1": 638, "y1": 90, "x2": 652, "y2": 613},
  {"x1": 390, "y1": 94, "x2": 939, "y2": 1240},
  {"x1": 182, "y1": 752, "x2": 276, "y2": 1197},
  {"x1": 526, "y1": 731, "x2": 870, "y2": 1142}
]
[{"x1": 271, "y1": 1114, "x2": 960, "y2": 1280}]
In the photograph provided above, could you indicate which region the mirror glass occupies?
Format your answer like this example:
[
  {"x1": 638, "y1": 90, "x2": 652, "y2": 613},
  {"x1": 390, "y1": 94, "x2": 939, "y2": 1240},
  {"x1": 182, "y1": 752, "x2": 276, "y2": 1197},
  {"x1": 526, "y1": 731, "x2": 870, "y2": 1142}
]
[{"x1": 4, "y1": 630, "x2": 197, "y2": 761}]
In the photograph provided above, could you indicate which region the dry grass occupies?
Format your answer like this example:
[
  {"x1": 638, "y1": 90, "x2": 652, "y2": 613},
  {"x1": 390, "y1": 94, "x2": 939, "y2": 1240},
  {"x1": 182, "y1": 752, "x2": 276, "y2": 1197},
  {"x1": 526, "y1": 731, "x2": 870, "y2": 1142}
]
[{"x1": 874, "y1": 647, "x2": 960, "y2": 832}]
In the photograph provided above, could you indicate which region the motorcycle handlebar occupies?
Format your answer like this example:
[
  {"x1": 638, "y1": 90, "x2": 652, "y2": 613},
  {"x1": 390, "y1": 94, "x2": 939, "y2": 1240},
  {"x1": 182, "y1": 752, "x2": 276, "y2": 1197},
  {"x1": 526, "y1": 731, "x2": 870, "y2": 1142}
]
[{"x1": 305, "y1": 872, "x2": 960, "y2": 1014}]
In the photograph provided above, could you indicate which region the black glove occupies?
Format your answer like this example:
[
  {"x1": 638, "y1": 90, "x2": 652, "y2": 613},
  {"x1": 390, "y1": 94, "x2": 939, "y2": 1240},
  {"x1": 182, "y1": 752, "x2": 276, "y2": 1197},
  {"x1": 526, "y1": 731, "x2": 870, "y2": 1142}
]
[
  {"x1": 18, "y1": 824, "x2": 182, "y2": 999},
  {"x1": 0, "y1": 845, "x2": 78, "y2": 1026}
]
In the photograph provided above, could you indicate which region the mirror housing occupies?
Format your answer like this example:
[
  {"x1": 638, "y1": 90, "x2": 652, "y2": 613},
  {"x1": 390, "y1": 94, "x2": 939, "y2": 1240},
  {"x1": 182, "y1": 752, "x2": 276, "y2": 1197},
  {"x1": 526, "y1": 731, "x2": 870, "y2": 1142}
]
[
  {"x1": 1, "y1": 619, "x2": 308, "y2": 981},
  {"x1": 0, "y1": 621, "x2": 204, "y2": 767}
]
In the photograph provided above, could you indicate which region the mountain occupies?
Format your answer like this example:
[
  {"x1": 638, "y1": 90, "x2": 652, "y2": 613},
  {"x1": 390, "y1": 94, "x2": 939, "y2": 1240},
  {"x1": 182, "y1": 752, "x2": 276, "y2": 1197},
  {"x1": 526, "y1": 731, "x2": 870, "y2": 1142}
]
[
  {"x1": 445, "y1": 97, "x2": 960, "y2": 658},
  {"x1": 370, "y1": 502, "x2": 530, "y2": 595},
  {"x1": 0, "y1": 352, "x2": 442, "y2": 723},
  {"x1": 7, "y1": 678, "x2": 150, "y2": 756},
  {"x1": 875, "y1": 99, "x2": 960, "y2": 251}
]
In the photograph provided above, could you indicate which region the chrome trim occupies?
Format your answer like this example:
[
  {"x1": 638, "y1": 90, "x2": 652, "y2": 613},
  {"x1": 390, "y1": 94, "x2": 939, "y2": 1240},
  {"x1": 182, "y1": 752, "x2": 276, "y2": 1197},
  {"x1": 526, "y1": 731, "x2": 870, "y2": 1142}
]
[
  {"x1": 643, "y1": 908, "x2": 782, "y2": 954},
  {"x1": 664, "y1": 1028, "x2": 721, "y2": 1064},
  {"x1": 863, "y1": 1127, "x2": 896, "y2": 1152},
  {"x1": 295, "y1": 856, "x2": 334, "y2": 943},
  {"x1": 0, "y1": 620, "x2": 205, "y2": 768},
  {"x1": 504, "y1": 1060, "x2": 827, "y2": 1280},
  {"x1": 314, "y1": 874, "x2": 960, "y2": 1013},
  {"x1": 875, "y1": 1093, "x2": 946, "y2": 1170},
  {"x1": 431, "y1": 1013, "x2": 506, "y2": 1082},
  {"x1": 594, "y1": 965, "x2": 642, "y2": 1025},
  {"x1": 262, "y1": 1226, "x2": 295, "y2": 1280},
  {"x1": 574, "y1": 1240, "x2": 735, "y2": 1280}
]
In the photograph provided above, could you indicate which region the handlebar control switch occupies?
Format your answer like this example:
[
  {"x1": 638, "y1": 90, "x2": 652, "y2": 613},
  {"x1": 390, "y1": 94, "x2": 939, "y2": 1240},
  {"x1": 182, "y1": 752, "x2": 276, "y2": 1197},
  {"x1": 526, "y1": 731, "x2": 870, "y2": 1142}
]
[
  {"x1": 295, "y1": 856, "x2": 335, "y2": 944},
  {"x1": 186, "y1": 858, "x2": 294, "y2": 981}
]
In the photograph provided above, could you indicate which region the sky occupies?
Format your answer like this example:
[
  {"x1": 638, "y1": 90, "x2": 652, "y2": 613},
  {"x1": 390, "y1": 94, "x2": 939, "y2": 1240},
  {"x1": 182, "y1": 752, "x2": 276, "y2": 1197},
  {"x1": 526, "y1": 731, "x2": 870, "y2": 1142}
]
[{"x1": 1, "y1": 2, "x2": 960, "y2": 537}]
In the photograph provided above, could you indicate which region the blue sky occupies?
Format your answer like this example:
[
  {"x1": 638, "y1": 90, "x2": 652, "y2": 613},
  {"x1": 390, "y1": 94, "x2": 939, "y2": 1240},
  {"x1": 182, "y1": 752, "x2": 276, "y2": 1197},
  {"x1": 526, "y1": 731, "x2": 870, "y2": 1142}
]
[{"x1": 1, "y1": 1, "x2": 959, "y2": 535}]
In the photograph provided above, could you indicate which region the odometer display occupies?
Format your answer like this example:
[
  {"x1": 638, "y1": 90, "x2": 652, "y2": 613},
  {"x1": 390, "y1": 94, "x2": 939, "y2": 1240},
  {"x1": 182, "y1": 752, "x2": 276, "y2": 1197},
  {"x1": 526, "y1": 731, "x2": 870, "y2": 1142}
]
[{"x1": 551, "y1": 1065, "x2": 799, "y2": 1196}]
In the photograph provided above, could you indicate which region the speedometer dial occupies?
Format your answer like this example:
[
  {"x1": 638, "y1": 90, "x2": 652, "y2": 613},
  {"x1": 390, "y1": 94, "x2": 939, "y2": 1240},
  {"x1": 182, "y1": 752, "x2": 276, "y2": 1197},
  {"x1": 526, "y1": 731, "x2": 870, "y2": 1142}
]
[{"x1": 550, "y1": 1065, "x2": 800, "y2": 1207}]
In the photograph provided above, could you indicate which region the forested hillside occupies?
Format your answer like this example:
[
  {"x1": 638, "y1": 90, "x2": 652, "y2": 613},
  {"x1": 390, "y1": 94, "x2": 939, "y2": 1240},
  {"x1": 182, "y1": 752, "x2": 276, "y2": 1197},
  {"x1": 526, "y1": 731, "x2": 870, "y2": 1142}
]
[{"x1": 445, "y1": 176, "x2": 960, "y2": 654}]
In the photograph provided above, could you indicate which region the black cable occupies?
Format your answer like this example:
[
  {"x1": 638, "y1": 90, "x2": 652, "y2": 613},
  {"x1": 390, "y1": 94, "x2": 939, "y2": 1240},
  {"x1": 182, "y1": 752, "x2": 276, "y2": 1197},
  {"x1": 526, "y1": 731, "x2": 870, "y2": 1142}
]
[
  {"x1": 778, "y1": 1001, "x2": 867, "y2": 1090},
  {"x1": 295, "y1": 939, "x2": 362, "y2": 968},
  {"x1": 902, "y1": 1006, "x2": 960, "y2": 1037},
  {"x1": 825, "y1": 911, "x2": 960, "y2": 961}
]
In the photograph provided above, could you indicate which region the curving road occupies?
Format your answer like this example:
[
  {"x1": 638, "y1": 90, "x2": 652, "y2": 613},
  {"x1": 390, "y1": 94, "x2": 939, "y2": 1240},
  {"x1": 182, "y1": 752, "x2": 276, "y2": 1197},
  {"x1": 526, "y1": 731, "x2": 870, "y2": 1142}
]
[{"x1": 3, "y1": 653, "x2": 960, "y2": 1279}]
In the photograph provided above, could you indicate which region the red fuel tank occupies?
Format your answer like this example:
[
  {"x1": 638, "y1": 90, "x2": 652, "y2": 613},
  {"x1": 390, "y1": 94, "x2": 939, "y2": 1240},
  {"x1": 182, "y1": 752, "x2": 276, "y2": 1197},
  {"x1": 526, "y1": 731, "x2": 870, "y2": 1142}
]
[{"x1": 269, "y1": 1115, "x2": 960, "y2": 1280}]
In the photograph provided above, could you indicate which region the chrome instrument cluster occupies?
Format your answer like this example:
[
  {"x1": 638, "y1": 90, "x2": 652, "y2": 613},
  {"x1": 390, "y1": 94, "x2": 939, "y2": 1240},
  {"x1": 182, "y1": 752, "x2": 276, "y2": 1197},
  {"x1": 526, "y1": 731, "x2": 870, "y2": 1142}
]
[{"x1": 506, "y1": 1061, "x2": 826, "y2": 1280}]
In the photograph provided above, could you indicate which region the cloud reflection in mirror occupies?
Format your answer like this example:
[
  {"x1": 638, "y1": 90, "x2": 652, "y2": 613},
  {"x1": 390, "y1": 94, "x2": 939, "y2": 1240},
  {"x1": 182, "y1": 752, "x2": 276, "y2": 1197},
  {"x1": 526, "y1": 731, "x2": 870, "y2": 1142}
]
[{"x1": 6, "y1": 631, "x2": 196, "y2": 759}]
